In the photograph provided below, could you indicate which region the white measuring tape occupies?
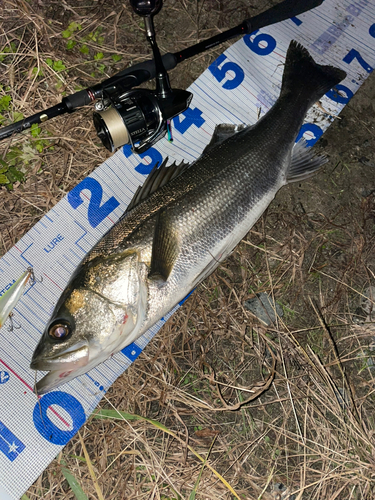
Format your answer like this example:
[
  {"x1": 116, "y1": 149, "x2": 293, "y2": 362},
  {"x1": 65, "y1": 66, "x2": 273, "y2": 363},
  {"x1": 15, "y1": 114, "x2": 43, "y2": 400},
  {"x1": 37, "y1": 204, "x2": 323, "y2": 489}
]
[{"x1": 0, "y1": 1, "x2": 374, "y2": 497}]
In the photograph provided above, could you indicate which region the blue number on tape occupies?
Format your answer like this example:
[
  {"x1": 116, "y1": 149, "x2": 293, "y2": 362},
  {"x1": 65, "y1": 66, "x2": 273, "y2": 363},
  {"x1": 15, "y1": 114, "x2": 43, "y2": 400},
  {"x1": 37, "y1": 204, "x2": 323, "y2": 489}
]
[
  {"x1": 173, "y1": 106, "x2": 205, "y2": 134},
  {"x1": 326, "y1": 84, "x2": 353, "y2": 104},
  {"x1": 208, "y1": 54, "x2": 244, "y2": 90},
  {"x1": 123, "y1": 144, "x2": 163, "y2": 175},
  {"x1": 0, "y1": 420, "x2": 26, "y2": 462},
  {"x1": 68, "y1": 177, "x2": 120, "y2": 228},
  {"x1": 370, "y1": 24, "x2": 375, "y2": 37},
  {"x1": 33, "y1": 391, "x2": 86, "y2": 445},
  {"x1": 296, "y1": 123, "x2": 323, "y2": 146},
  {"x1": 244, "y1": 31, "x2": 276, "y2": 55},
  {"x1": 343, "y1": 48, "x2": 373, "y2": 73},
  {"x1": 290, "y1": 17, "x2": 302, "y2": 26},
  {"x1": 121, "y1": 342, "x2": 142, "y2": 360},
  {"x1": 0, "y1": 371, "x2": 10, "y2": 384}
]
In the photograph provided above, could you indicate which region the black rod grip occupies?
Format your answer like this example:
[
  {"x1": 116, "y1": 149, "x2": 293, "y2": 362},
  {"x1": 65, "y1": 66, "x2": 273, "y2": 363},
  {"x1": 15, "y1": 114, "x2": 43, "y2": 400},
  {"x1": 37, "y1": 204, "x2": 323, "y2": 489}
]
[
  {"x1": 0, "y1": 0, "x2": 323, "y2": 142},
  {"x1": 115, "y1": 52, "x2": 178, "y2": 80},
  {"x1": 62, "y1": 90, "x2": 92, "y2": 110}
]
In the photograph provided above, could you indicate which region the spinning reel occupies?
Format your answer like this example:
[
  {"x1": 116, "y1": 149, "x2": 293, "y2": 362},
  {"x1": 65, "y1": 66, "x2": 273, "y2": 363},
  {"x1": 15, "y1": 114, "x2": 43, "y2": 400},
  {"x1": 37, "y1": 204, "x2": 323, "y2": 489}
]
[
  {"x1": 93, "y1": 0, "x2": 192, "y2": 153},
  {"x1": 0, "y1": 0, "x2": 324, "y2": 154}
]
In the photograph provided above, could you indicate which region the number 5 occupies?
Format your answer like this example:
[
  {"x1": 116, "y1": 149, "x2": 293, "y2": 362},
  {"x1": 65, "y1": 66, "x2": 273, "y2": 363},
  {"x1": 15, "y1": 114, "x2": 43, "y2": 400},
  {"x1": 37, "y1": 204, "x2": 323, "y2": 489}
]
[{"x1": 208, "y1": 54, "x2": 245, "y2": 90}]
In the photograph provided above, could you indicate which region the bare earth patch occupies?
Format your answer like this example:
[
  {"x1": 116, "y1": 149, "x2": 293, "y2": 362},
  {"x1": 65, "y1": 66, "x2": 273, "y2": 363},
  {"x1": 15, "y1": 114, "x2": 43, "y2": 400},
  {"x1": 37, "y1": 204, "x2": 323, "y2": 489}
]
[{"x1": 1, "y1": 0, "x2": 375, "y2": 499}]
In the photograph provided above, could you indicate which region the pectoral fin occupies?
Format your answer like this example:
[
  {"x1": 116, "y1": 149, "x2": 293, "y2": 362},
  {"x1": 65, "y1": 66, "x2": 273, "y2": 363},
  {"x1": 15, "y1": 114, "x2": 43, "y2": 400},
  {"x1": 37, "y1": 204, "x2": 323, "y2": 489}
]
[{"x1": 149, "y1": 209, "x2": 179, "y2": 281}]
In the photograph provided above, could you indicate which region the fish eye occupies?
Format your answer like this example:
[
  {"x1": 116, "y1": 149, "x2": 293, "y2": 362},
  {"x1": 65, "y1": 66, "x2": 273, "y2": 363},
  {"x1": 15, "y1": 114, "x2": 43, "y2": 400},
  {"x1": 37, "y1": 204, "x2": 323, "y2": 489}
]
[{"x1": 48, "y1": 320, "x2": 71, "y2": 340}]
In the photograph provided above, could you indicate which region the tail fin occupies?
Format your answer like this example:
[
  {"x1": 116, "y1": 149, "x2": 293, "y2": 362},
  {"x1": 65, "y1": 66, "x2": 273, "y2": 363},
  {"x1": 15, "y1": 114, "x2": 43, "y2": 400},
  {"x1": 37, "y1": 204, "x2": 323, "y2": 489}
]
[{"x1": 280, "y1": 41, "x2": 346, "y2": 107}]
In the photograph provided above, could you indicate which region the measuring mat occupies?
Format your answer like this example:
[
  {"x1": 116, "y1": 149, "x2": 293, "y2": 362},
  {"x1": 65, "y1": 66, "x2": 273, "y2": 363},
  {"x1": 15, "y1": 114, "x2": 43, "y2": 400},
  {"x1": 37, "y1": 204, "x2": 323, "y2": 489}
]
[{"x1": 0, "y1": 1, "x2": 374, "y2": 497}]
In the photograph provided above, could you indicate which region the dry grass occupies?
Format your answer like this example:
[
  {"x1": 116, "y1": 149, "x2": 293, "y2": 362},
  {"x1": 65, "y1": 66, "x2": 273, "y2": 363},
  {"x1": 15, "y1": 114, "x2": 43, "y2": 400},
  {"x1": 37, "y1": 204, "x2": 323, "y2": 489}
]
[{"x1": 1, "y1": 1, "x2": 375, "y2": 499}]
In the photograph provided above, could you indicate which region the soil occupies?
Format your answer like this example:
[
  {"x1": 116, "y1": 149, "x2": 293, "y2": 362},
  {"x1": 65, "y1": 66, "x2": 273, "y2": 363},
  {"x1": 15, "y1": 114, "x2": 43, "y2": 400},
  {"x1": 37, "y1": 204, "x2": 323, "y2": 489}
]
[{"x1": 1, "y1": 0, "x2": 375, "y2": 499}]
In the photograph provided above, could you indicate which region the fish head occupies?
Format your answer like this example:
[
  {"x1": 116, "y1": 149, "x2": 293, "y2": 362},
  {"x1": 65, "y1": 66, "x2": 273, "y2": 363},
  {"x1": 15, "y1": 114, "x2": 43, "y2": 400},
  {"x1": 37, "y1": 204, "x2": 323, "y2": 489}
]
[{"x1": 30, "y1": 283, "x2": 144, "y2": 394}]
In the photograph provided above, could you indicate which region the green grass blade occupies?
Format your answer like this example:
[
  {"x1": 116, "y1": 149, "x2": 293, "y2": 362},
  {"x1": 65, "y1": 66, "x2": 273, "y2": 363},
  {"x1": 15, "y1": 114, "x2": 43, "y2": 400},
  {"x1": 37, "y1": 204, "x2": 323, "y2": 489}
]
[
  {"x1": 60, "y1": 460, "x2": 88, "y2": 500},
  {"x1": 189, "y1": 436, "x2": 217, "y2": 500},
  {"x1": 93, "y1": 408, "x2": 141, "y2": 420}
]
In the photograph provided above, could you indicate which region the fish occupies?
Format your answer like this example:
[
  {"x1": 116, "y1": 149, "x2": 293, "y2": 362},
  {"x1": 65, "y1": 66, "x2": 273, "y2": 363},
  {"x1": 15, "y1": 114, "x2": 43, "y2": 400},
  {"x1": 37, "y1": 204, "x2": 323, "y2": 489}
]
[{"x1": 30, "y1": 41, "x2": 346, "y2": 394}]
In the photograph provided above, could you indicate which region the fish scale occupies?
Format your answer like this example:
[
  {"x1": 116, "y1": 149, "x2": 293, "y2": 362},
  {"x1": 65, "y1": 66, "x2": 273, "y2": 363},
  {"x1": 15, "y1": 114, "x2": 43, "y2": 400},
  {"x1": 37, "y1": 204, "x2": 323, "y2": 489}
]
[{"x1": 30, "y1": 41, "x2": 347, "y2": 394}]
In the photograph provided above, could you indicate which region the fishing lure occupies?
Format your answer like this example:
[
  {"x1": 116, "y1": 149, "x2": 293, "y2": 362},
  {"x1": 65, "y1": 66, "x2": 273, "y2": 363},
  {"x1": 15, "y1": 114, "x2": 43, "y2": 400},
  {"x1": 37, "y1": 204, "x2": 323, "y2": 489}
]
[{"x1": 0, "y1": 267, "x2": 34, "y2": 329}]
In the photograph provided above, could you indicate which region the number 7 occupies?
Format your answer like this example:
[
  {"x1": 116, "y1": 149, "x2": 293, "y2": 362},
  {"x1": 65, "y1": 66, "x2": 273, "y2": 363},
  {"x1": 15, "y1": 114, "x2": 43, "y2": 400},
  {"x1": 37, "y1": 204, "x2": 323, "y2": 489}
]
[{"x1": 343, "y1": 49, "x2": 373, "y2": 73}]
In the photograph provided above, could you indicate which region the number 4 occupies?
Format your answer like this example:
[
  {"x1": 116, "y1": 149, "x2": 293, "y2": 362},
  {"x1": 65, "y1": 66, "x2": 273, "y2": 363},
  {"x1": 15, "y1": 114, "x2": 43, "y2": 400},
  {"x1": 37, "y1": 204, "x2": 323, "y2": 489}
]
[
  {"x1": 343, "y1": 49, "x2": 373, "y2": 73},
  {"x1": 172, "y1": 106, "x2": 205, "y2": 135}
]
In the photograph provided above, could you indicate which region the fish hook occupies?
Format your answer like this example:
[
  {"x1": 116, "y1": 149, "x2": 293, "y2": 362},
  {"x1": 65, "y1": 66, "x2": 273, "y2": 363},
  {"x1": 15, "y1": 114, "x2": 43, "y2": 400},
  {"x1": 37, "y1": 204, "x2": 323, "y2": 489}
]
[
  {"x1": 7, "y1": 312, "x2": 21, "y2": 331},
  {"x1": 28, "y1": 266, "x2": 43, "y2": 284}
]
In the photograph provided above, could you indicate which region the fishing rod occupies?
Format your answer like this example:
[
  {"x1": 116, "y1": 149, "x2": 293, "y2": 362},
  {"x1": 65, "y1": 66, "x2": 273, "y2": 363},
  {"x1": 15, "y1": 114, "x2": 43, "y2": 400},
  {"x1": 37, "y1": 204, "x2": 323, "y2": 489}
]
[{"x1": 0, "y1": 0, "x2": 323, "y2": 154}]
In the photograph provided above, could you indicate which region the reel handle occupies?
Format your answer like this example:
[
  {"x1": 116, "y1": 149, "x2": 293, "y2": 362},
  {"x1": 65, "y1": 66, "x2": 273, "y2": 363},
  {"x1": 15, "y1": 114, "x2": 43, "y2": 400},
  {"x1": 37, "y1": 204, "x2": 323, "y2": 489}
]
[
  {"x1": 129, "y1": 0, "x2": 162, "y2": 17},
  {"x1": 129, "y1": 0, "x2": 172, "y2": 99}
]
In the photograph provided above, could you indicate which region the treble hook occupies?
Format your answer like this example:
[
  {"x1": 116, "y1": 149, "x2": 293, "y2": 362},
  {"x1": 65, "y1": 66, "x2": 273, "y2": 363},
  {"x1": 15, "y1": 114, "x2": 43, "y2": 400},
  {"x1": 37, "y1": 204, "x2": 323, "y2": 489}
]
[
  {"x1": 28, "y1": 266, "x2": 43, "y2": 284},
  {"x1": 7, "y1": 312, "x2": 21, "y2": 332}
]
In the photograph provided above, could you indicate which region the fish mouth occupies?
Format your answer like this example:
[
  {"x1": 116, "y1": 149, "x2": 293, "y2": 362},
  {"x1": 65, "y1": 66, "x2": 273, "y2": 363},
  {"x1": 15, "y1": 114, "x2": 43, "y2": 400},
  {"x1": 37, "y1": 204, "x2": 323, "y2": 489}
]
[
  {"x1": 30, "y1": 343, "x2": 89, "y2": 371},
  {"x1": 34, "y1": 366, "x2": 83, "y2": 395},
  {"x1": 30, "y1": 344, "x2": 90, "y2": 394}
]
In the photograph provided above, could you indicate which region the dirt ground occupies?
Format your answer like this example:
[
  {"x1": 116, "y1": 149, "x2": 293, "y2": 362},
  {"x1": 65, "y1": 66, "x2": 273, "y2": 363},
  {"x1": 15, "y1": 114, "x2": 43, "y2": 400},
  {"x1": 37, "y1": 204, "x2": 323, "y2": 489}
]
[{"x1": 1, "y1": 0, "x2": 375, "y2": 499}]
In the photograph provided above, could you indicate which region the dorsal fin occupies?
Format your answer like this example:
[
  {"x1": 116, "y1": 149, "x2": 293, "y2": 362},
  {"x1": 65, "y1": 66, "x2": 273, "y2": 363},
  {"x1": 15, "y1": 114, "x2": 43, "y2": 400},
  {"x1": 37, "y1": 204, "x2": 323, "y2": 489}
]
[
  {"x1": 202, "y1": 124, "x2": 248, "y2": 155},
  {"x1": 126, "y1": 158, "x2": 190, "y2": 213}
]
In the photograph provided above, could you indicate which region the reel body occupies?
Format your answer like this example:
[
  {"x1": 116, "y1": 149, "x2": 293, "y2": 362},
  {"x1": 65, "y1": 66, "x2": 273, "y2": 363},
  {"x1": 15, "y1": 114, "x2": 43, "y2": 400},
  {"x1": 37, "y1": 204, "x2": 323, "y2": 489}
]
[{"x1": 93, "y1": 87, "x2": 192, "y2": 154}]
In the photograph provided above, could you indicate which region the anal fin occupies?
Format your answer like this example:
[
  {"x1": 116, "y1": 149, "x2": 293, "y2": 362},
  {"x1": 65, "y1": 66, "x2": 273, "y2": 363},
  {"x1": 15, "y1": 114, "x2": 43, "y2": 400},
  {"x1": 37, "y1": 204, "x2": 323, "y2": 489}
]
[{"x1": 287, "y1": 138, "x2": 328, "y2": 183}]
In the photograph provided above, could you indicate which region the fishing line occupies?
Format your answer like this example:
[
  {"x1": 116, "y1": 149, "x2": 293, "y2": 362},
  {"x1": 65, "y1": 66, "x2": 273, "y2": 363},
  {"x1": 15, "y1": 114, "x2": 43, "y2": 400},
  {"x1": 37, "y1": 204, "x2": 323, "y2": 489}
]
[{"x1": 34, "y1": 371, "x2": 48, "y2": 432}]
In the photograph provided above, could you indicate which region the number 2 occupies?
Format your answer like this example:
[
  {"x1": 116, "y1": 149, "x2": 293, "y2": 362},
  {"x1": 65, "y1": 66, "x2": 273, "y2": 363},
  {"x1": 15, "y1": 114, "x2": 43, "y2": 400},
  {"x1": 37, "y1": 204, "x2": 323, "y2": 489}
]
[{"x1": 67, "y1": 177, "x2": 120, "y2": 228}]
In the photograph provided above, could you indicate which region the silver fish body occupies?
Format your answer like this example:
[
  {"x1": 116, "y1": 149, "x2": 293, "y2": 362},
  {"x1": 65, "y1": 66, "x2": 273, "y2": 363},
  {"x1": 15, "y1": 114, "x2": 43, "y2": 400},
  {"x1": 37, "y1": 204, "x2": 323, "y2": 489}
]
[{"x1": 30, "y1": 41, "x2": 346, "y2": 393}]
